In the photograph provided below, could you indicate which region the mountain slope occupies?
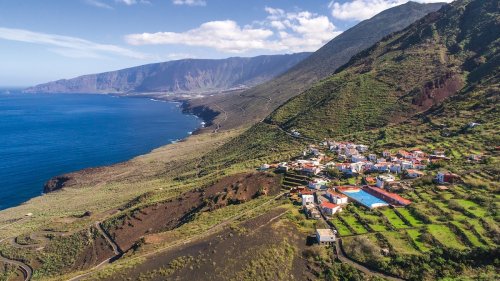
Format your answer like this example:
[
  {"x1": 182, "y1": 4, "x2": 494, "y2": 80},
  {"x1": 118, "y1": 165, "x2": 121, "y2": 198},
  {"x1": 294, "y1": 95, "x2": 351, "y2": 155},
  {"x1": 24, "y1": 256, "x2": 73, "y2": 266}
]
[
  {"x1": 24, "y1": 53, "x2": 310, "y2": 94},
  {"x1": 190, "y1": 1, "x2": 445, "y2": 129},
  {"x1": 268, "y1": 0, "x2": 499, "y2": 139}
]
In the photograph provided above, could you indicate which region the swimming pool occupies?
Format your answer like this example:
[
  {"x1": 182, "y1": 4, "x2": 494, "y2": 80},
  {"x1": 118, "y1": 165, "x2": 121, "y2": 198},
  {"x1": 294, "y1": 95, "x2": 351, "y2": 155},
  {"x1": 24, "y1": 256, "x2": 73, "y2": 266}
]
[{"x1": 342, "y1": 189, "x2": 389, "y2": 209}]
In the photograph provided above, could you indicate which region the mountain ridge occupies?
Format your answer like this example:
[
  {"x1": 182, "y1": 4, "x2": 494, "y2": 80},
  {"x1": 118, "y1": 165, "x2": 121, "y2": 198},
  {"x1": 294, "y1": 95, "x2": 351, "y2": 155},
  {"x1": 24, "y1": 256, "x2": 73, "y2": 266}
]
[
  {"x1": 187, "y1": 1, "x2": 446, "y2": 130},
  {"x1": 267, "y1": 0, "x2": 499, "y2": 139},
  {"x1": 24, "y1": 53, "x2": 310, "y2": 95}
]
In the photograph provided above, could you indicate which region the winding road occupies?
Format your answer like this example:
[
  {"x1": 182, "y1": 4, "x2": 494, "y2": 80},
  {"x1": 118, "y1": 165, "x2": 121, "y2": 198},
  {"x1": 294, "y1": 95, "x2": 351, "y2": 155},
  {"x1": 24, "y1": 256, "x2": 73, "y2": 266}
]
[
  {"x1": 0, "y1": 255, "x2": 33, "y2": 281},
  {"x1": 0, "y1": 229, "x2": 65, "y2": 281}
]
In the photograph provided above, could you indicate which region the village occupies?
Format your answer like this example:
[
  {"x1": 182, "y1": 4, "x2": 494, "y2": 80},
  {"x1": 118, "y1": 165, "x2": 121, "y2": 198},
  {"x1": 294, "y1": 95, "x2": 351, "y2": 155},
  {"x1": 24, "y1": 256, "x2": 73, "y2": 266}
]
[{"x1": 259, "y1": 140, "x2": 463, "y2": 245}]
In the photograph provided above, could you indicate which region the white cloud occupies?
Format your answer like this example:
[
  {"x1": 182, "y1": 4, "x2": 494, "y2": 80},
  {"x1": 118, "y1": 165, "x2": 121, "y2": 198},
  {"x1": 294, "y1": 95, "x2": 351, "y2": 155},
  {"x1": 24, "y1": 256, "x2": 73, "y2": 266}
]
[
  {"x1": 125, "y1": 7, "x2": 341, "y2": 53},
  {"x1": 117, "y1": 0, "x2": 151, "y2": 5},
  {"x1": 328, "y1": 0, "x2": 453, "y2": 21},
  {"x1": 117, "y1": 0, "x2": 137, "y2": 4},
  {"x1": 172, "y1": 0, "x2": 206, "y2": 6},
  {"x1": 126, "y1": 20, "x2": 273, "y2": 53},
  {"x1": 85, "y1": 0, "x2": 113, "y2": 9},
  {"x1": 0, "y1": 27, "x2": 149, "y2": 59}
]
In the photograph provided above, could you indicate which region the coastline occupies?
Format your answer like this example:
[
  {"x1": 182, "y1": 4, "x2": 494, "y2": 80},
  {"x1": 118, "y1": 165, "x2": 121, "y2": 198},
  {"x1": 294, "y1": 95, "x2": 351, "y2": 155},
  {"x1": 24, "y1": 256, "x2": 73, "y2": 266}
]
[
  {"x1": 41, "y1": 94, "x2": 219, "y2": 194},
  {"x1": 1, "y1": 92, "x2": 216, "y2": 210}
]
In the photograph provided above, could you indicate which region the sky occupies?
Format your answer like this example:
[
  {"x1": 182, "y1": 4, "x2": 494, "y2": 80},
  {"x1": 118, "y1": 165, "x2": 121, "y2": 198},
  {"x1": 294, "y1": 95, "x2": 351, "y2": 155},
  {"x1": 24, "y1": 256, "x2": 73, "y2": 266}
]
[{"x1": 0, "y1": 0, "x2": 451, "y2": 86}]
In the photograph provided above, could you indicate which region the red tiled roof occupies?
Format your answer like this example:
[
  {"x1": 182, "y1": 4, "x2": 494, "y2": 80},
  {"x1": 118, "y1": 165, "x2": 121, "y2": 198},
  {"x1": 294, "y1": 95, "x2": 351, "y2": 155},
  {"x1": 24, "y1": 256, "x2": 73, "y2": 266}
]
[
  {"x1": 300, "y1": 190, "x2": 314, "y2": 195},
  {"x1": 327, "y1": 190, "x2": 347, "y2": 198},
  {"x1": 321, "y1": 202, "x2": 339, "y2": 209},
  {"x1": 336, "y1": 186, "x2": 360, "y2": 192},
  {"x1": 366, "y1": 186, "x2": 411, "y2": 205}
]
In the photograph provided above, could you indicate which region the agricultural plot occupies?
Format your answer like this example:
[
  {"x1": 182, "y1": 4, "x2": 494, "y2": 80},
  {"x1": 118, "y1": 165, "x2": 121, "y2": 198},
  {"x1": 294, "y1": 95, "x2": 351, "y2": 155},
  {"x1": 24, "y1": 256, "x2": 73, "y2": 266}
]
[
  {"x1": 427, "y1": 225, "x2": 468, "y2": 250},
  {"x1": 396, "y1": 208, "x2": 423, "y2": 227},
  {"x1": 331, "y1": 217, "x2": 352, "y2": 236},
  {"x1": 466, "y1": 219, "x2": 494, "y2": 246},
  {"x1": 350, "y1": 206, "x2": 389, "y2": 232},
  {"x1": 380, "y1": 208, "x2": 409, "y2": 229},
  {"x1": 382, "y1": 231, "x2": 421, "y2": 255},
  {"x1": 450, "y1": 221, "x2": 486, "y2": 248},
  {"x1": 406, "y1": 229, "x2": 430, "y2": 252},
  {"x1": 452, "y1": 199, "x2": 488, "y2": 217},
  {"x1": 340, "y1": 213, "x2": 369, "y2": 234}
]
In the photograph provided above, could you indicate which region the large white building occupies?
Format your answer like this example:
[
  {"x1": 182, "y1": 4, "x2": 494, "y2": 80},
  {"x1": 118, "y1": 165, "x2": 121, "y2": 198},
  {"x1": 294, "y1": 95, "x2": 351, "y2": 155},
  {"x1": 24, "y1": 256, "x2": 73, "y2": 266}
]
[
  {"x1": 302, "y1": 194, "x2": 314, "y2": 206},
  {"x1": 376, "y1": 174, "x2": 395, "y2": 188},
  {"x1": 316, "y1": 229, "x2": 336, "y2": 244}
]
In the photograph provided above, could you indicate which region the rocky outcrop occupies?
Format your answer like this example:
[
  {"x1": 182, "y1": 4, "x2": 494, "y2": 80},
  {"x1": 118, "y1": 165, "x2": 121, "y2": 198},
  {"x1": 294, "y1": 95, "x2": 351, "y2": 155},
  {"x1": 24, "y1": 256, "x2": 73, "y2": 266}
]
[{"x1": 43, "y1": 175, "x2": 71, "y2": 193}]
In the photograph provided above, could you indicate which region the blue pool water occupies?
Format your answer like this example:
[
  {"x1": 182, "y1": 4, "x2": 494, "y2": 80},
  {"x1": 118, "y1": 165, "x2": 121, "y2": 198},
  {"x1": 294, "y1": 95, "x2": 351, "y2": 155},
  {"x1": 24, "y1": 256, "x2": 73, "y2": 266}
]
[
  {"x1": 342, "y1": 189, "x2": 389, "y2": 209},
  {"x1": 0, "y1": 90, "x2": 201, "y2": 210}
]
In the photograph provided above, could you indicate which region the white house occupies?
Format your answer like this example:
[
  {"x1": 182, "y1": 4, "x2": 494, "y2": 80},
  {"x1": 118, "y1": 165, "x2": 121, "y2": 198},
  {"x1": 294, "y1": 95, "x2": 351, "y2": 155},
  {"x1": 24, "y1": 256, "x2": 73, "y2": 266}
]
[
  {"x1": 374, "y1": 163, "x2": 389, "y2": 173},
  {"x1": 406, "y1": 169, "x2": 424, "y2": 178},
  {"x1": 376, "y1": 174, "x2": 395, "y2": 188},
  {"x1": 390, "y1": 164, "x2": 402, "y2": 174},
  {"x1": 383, "y1": 150, "x2": 392, "y2": 158},
  {"x1": 259, "y1": 164, "x2": 270, "y2": 171},
  {"x1": 436, "y1": 172, "x2": 460, "y2": 184},
  {"x1": 401, "y1": 161, "x2": 413, "y2": 170},
  {"x1": 308, "y1": 178, "x2": 329, "y2": 190},
  {"x1": 321, "y1": 202, "x2": 342, "y2": 216},
  {"x1": 326, "y1": 190, "x2": 349, "y2": 205},
  {"x1": 277, "y1": 162, "x2": 289, "y2": 172},
  {"x1": 412, "y1": 150, "x2": 425, "y2": 159},
  {"x1": 316, "y1": 229, "x2": 336, "y2": 244},
  {"x1": 357, "y1": 145, "x2": 369, "y2": 152},
  {"x1": 302, "y1": 194, "x2": 315, "y2": 206},
  {"x1": 368, "y1": 154, "x2": 377, "y2": 162},
  {"x1": 351, "y1": 154, "x2": 367, "y2": 163}
]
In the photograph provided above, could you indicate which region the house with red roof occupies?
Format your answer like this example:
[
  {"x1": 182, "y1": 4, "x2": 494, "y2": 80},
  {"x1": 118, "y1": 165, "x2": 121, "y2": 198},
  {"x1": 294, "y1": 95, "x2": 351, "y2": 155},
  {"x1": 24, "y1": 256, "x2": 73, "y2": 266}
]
[
  {"x1": 326, "y1": 189, "x2": 348, "y2": 205},
  {"x1": 321, "y1": 202, "x2": 342, "y2": 216},
  {"x1": 363, "y1": 186, "x2": 411, "y2": 206}
]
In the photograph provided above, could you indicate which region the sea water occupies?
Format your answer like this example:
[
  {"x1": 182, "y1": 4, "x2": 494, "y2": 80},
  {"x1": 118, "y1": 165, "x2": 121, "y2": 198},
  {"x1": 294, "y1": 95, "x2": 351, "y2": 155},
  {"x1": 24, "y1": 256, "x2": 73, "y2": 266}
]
[{"x1": 0, "y1": 90, "x2": 201, "y2": 210}]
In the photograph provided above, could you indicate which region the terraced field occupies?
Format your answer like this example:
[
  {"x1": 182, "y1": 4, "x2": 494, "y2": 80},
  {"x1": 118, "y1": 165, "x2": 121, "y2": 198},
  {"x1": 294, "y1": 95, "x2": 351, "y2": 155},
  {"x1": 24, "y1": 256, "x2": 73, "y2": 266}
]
[
  {"x1": 380, "y1": 208, "x2": 409, "y2": 229},
  {"x1": 334, "y1": 180, "x2": 498, "y2": 261}
]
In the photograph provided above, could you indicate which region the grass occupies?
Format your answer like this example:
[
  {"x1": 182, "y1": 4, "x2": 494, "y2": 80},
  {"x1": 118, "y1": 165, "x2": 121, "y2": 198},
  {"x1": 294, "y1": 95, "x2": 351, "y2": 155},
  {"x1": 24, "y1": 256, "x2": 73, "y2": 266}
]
[
  {"x1": 450, "y1": 221, "x2": 485, "y2": 248},
  {"x1": 380, "y1": 208, "x2": 409, "y2": 229},
  {"x1": 341, "y1": 214, "x2": 369, "y2": 235},
  {"x1": 331, "y1": 217, "x2": 352, "y2": 236},
  {"x1": 406, "y1": 229, "x2": 430, "y2": 252},
  {"x1": 452, "y1": 199, "x2": 488, "y2": 217},
  {"x1": 351, "y1": 207, "x2": 389, "y2": 232},
  {"x1": 382, "y1": 231, "x2": 421, "y2": 255},
  {"x1": 427, "y1": 225, "x2": 468, "y2": 250},
  {"x1": 396, "y1": 208, "x2": 424, "y2": 227}
]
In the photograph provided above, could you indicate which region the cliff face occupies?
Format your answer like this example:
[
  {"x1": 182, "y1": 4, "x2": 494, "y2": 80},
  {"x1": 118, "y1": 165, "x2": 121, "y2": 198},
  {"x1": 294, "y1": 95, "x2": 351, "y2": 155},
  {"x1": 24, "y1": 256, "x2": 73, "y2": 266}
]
[{"x1": 24, "y1": 53, "x2": 310, "y2": 95}]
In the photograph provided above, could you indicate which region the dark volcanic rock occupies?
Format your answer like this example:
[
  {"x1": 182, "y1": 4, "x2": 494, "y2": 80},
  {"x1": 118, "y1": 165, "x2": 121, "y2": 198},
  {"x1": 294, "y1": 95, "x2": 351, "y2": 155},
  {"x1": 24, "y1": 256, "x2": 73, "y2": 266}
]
[{"x1": 43, "y1": 175, "x2": 71, "y2": 193}]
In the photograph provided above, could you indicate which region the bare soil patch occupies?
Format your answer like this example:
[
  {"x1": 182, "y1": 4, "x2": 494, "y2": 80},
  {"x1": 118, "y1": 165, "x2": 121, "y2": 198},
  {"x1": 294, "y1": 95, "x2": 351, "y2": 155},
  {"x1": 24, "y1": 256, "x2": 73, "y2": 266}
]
[
  {"x1": 102, "y1": 207, "x2": 311, "y2": 281},
  {"x1": 106, "y1": 172, "x2": 281, "y2": 251}
]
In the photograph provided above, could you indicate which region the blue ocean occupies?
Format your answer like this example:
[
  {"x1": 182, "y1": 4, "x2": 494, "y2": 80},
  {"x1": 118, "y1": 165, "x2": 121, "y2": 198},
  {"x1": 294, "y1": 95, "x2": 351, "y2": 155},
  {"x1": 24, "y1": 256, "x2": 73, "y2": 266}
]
[{"x1": 0, "y1": 90, "x2": 201, "y2": 210}]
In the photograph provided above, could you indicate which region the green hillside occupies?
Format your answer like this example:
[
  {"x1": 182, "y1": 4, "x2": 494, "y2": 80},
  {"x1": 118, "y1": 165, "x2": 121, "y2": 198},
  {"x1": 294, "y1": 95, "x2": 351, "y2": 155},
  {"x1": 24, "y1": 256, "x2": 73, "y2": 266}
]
[
  {"x1": 268, "y1": 0, "x2": 499, "y2": 139},
  {"x1": 186, "y1": 1, "x2": 444, "y2": 130}
]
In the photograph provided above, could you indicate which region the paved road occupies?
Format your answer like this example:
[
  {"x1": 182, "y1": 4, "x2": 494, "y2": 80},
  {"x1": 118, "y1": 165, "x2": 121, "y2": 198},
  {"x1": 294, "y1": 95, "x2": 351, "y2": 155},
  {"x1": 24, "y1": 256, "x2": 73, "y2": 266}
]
[
  {"x1": 0, "y1": 255, "x2": 33, "y2": 281},
  {"x1": 95, "y1": 222, "x2": 122, "y2": 256}
]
